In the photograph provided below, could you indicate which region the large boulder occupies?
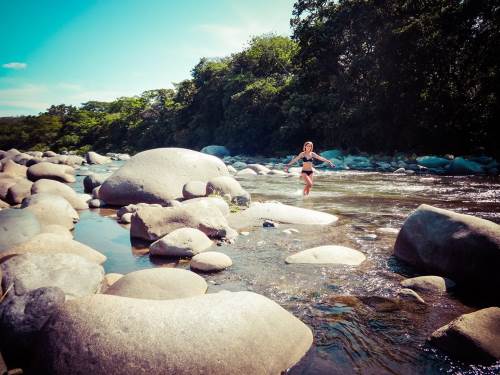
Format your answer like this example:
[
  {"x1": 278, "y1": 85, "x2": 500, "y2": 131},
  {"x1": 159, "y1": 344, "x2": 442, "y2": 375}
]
[
  {"x1": 31, "y1": 179, "x2": 88, "y2": 210},
  {"x1": 0, "y1": 209, "x2": 41, "y2": 251},
  {"x1": 150, "y1": 227, "x2": 213, "y2": 257},
  {"x1": 99, "y1": 148, "x2": 229, "y2": 205},
  {"x1": 21, "y1": 193, "x2": 79, "y2": 230},
  {"x1": 86, "y1": 151, "x2": 111, "y2": 165},
  {"x1": 394, "y1": 204, "x2": 500, "y2": 293},
  {"x1": 448, "y1": 157, "x2": 484, "y2": 175},
  {"x1": 200, "y1": 145, "x2": 230, "y2": 158},
  {"x1": 428, "y1": 307, "x2": 500, "y2": 363},
  {"x1": 130, "y1": 203, "x2": 233, "y2": 241},
  {"x1": 104, "y1": 268, "x2": 207, "y2": 300},
  {"x1": 0, "y1": 233, "x2": 106, "y2": 265},
  {"x1": 285, "y1": 245, "x2": 366, "y2": 265},
  {"x1": 35, "y1": 292, "x2": 313, "y2": 374},
  {"x1": 1, "y1": 253, "x2": 104, "y2": 299},
  {"x1": 27, "y1": 162, "x2": 75, "y2": 183}
]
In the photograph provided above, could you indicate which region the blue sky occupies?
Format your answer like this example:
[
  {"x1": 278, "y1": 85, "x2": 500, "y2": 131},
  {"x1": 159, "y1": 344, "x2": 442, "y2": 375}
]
[{"x1": 0, "y1": 0, "x2": 294, "y2": 116}]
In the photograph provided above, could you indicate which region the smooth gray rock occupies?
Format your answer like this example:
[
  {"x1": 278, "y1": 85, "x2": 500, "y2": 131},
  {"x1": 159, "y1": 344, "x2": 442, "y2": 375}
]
[
  {"x1": 429, "y1": 307, "x2": 500, "y2": 363},
  {"x1": 182, "y1": 180, "x2": 207, "y2": 199},
  {"x1": 22, "y1": 193, "x2": 79, "y2": 230},
  {"x1": 83, "y1": 174, "x2": 109, "y2": 193},
  {"x1": 0, "y1": 287, "x2": 65, "y2": 361},
  {"x1": 35, "y1": 291, "x2": 313, "y2": 374},
  {"x1": 285, "y1": 245, "x2": 366, "y2": 265},
  {"x1": 394, "y1": 204, "x2": 500, "y2": 292},
  {"x1": 401, "y1": 276, "x2": 456, "y2": 293},
  {"x1": 190, "y1": 251, "x2": 232, "y2": 272},
  {"x1": 86, "y1": 151, "x2": 111, "y2": 165},
  {"x1": 31, "y1": 179, "x2": 88, "y2": 210},
  {"x1": 99, "y1": 148, "x2": 229, "y2": 205},
  {"x1": 182, "y1": 196, "x2": 230, "y2": 216},
  {"x1": 150, "y1": 228, "x2": 213, "y2": 257},
  {"x1": 1, "y1": 159, "x2": 27, "y2": 178},
  {"x1": 0, "y1": 208, "x2": 41, "y2": 251},
  {"x1": 104, "y1": 268, "x2": 207, "y2": 300},
  {"x1": 6, "y1": 178, "x2": 33, "y2": 204},
  {"x1": 130, "y1": 203, "x2": 232, "y2": 241},
  {"x1": 1, "y1": 253, "x2": 104, "y2": 299},
  {"x1": 206, "y1": 176, "x2": 249, "y2": 201},
  {"x1": 27, "y1": 162, "x2": 76, "y2": 183},
  {"x1": 0, "y1": 233, "x2": 106, "y2": 264}
]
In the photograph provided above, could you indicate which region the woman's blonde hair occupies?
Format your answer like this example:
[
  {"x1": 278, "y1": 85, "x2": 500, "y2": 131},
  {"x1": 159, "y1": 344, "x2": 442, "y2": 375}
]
[{"x1": 303, "y1": 141, "x2": 314, "y2": 152}]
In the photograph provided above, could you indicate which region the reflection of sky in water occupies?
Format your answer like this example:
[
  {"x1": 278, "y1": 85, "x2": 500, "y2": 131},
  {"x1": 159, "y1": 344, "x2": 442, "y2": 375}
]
[{"x1": 71, "y1": 162, "x2": 500, "y2": 375}]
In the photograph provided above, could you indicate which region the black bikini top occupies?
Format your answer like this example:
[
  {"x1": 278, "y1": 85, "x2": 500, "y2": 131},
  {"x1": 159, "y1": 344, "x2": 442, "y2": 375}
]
[{"x1": 302, "y1": 154, "x2": 314, "y2": 163}]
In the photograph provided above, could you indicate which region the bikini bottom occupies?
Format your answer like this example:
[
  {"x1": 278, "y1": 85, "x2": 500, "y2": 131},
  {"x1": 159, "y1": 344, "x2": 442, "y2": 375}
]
[{"x1": 301, "y1": 170, "x2": 313, "y2": 176}]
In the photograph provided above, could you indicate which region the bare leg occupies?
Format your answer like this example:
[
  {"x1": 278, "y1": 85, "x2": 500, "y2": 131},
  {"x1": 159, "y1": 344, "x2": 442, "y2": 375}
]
[{"x1": 302, "y1": 173, "x2": 313, "y2": 195}]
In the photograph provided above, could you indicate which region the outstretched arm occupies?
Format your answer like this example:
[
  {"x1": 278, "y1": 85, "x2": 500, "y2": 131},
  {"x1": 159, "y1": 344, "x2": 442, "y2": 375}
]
[
  {"x1": 284, "y1": 152, "x2": 303, "y2": 172},
  {"x1": 312, "y1": 152, "x2": 335, "y2": 168}
]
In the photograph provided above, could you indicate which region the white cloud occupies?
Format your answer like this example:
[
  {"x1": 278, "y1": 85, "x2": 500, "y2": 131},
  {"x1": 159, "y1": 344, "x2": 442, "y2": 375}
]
[{"x1": 2, "y1": 62, "x2": 28, "y2": 70}]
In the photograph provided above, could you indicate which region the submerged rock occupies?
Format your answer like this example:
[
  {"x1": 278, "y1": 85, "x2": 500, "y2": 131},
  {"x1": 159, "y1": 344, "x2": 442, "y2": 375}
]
[
  {"x1": 99, "y1": 148, "x2": 229, "y2": 205},
  {"x1": 35, "y1": 292, "x2": 312, "y2": 374},
  {"x1": 104, "y1": 268, "x2": 207, "y2": 300},
  {"x1": 401, "y1": 276, "x2": 456, "y2": 293},
  {"x1": 429, "y1": 307, "x2": 500, "y2": 363},
  {"x1": 285, "y1": 245, "x2": 366, "y2": 265}
]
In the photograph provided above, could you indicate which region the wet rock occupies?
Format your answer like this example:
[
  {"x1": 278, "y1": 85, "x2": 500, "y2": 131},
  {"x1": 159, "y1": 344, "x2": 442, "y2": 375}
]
[
  {"x1": 83, "y1": 173, "x2": 109, "y2": 193},
  {"x1": 393, "y1": 168, "x2": 406, "y2": 174},
  {"x1": 1, "y1": 160, "x2": 27, "y2": 178},
  {"x1": 247, "y1": 164, "x2": 271, "y2": 174},
  {"x1": 99, "y1": 148, "x2": 229, "y2": 205},
  {"x1": 31, "y1": 179, "x2": 88, "y2": 210},
  {"x1": 200, "y1": 145, "x2": 230, "y2": 158},
  {"x1": 263, "y1": 219, "x2": 279, "y2": 228},
  {"x1": 359, "y1": 233, "x2": 377, "y2": 240},
  {"x1": 91, "y1": 185, "x2": 101, "y2": 199},
  {"x1": 448, "y1": 157, "x2": 484, "y2": 175},
  {"x1": 1, "y1": 253, "x2": 104, "y2": 299},
  {"x1": 119, "y1": 212, "x2": 132, "y2": 224},
  {"x1": 182, "y1": 180, "x2": 207, "y2": 199},
  {"x1": 0, "y1": 208, "x2": 41, "y2": 251},
  {"x1": 21, "y1": 193, "x2": 79, "y2": 230},
  {"x1": 27, "y1": 162, "x2": 75, "y2": 183},
  {"x1": 34, "y1": 291, "x2": 312, "y2": 375},
  {"x1": 1, "y1": 233, "x2": 106, "y2": 264},
  {"x1": 104, "y1": 268, "x2": 207, "y2": 300},
  {"x1": 415, "y1": 156, "x2": 450, "y2": 169},
  {"x1": 206, "y1": 176, "x2": 250, "y2": 204},
  {"x1": 150, "y1": 227, "x2": 213, "y2": 257},
  {"x1": 285, "y1": 245, "x2": 366, "y2": 265},
  {"x1": 376, "y1": 227, "x2": 399, "y2": 235},
  {"x1": 401, "y1": 276, "x2": 456, "y2": 293},
  {"x1": 398, "y1": 288, "x2": 426, "y2": 304},
  {"x1": 130, "y1": 203, "x2": 232, "y2": 241},
  {"x1": 394, "y1": 204, "x2": 500, "y2": 294},
  {"x1": 429, "y1": 307, "x2": 500, "y2": 363},
  {"x1": 232, "y1": 161, "x2": 247, "y2": 169},
  {"x1": 190, "y1": 251, "x2": 232, "y2": 272},
  {"x1": 85, "y1": 151, "x2": 111, "y2": 165},
  {"x1": 6, "y1": 179, "x2": 33, "y2": 205}
]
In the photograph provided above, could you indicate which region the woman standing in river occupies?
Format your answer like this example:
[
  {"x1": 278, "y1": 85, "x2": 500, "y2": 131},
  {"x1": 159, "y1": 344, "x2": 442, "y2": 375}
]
[{"x1": 284, "y1": 141, "x2": 335, "y2": 196}]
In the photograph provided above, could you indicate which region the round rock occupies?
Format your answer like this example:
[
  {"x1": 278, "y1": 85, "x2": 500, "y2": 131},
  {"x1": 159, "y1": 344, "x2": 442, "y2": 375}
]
[
  {"x1": 0, "y1": 208, "x2": 41, "y2": 251},
  {"x1": 285, "y1": 245, "x2": 366, "y2": 265},
  {"x1": 150, "y1": 227, "x2": 213, "y2": 257},
  {"x1": 190, "y1": 251, "x2": 232, "y2": 272},
  {"x1": 21, "y1": 193, "x2": 79, "y2": 230}
]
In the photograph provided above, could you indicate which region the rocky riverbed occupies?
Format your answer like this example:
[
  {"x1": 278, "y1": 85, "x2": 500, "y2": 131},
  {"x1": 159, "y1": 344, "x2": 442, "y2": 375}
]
[{"x1": 0, "y1": 147, "x2": 499, "y2": 374}]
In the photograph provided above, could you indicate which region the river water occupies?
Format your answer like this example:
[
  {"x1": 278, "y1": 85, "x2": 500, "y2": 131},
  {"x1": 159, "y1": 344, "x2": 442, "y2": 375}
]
[{"x1": 72, "y1": 163, "x2": 500, "y2": 375}]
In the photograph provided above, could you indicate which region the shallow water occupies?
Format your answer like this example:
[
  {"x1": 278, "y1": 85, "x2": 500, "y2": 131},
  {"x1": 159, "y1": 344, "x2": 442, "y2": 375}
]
[{"x1": 72, "y1": 164, "x2": 500, "y2": 374}]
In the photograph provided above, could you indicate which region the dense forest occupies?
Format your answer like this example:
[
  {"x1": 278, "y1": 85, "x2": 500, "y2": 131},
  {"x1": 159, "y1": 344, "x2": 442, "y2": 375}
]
[{"x1": 1, "y1": 0, "x2": 498, "y2": 156}]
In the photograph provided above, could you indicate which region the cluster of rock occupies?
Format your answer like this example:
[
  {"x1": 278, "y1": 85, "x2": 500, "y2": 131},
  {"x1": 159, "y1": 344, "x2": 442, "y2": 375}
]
[
  {"x1": 200, "y1": 144, "x2": 499, "y2": 175},
  {"x1": 0, "y1": 147, "x2": 316, "y2": 373},
  {"x1": 394, "y1": 204, "x2": 500, "y2": 363}
]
